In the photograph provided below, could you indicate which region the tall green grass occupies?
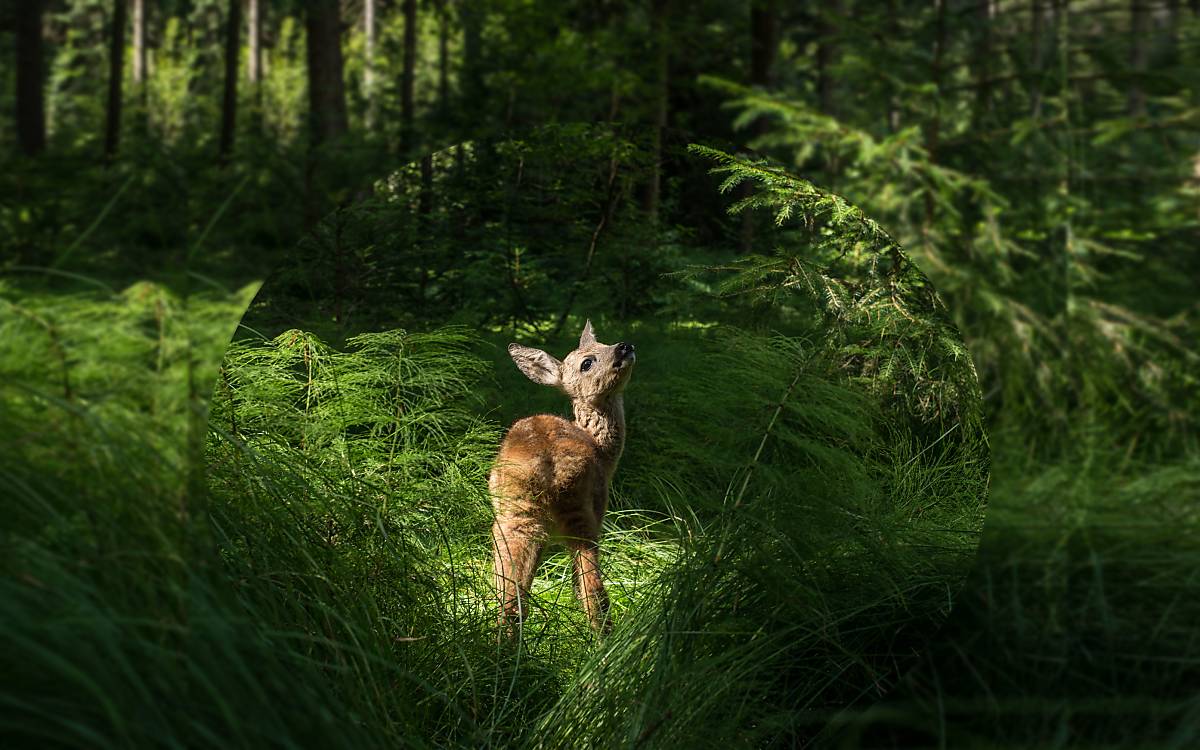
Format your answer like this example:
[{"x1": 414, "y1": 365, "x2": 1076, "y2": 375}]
[
  {"x1": 207, "y1": 314, "x2": 986, "y2": 748},
  {"x1": 825, "y1": 438, "x2": 1200, "y2": 749},
  {"x1": 6, "y1": 265, "x2": 1196, "y2": 749},
  {"x1": 2, "y1": 269, "x2": 986, "y2": 746},
  {"x1": 7, "y1": 142, "x2": 1190, "y2": 749}
]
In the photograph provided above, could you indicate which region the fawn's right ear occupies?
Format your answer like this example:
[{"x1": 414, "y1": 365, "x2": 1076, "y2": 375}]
[
  {"x1": 579, "y1": 319, "x2": 596, "y2": 347},
  {"x1": 508, "y1": 343, "x2": 563, "y2": 388}
]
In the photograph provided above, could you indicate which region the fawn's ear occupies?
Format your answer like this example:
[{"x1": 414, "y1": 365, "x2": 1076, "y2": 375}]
[
  {"x1": 508, "y1": 343, "x2": 563, "y2": 388},
  {"x1": 579, "y1": 319, "x2": 596, "y2": 348}
]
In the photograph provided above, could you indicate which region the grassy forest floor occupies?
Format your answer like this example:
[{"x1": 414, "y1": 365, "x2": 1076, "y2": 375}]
[{"x1": 2, "y1": 253, "x2": 1196, "y2": 748}]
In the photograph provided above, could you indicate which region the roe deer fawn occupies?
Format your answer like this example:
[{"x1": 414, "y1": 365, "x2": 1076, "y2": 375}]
[{"x1": 490, "y1": 320, "x2": 636, "y2": 637}]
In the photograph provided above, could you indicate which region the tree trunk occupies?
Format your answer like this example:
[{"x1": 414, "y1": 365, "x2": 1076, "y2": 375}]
[
  {"x1": 401, "y1": 0, "x2": 417, "y2": 152},
  {"x1": 437, "y1": 0, "x2": 449, "y2": 122},
  {"x1": 739, "y1": 0, "x2": 777, "y2": 253},
  {"x1": 16, "y1": 0, "x2": 46, "y2": 156},
  {"x1": 815, "y1": 1, "x2": 839, "y2": 118},
  {"x1": 642, "y1": 0, "x2": 671, "y2": 224},
  {"x1": 815, "y1": 1, "x2": 842, "y2": 188},
  {"x1": 364, "y1": 0, "x2": 376, "y2": 128},
  {"x1": 749, "y1": 0, "x2": 777, "y2": 130},
  {"x1": 104, "y1": 0, "x2": 128, "y2": 160},
  {"x1": 973, "y1": 0, "x2": 993, "y2": 123},
  {"x1": 886, "y1": 0, "x2": 901, "y2": 132},
  {"x1": 461, "y1": 0, "x2": 485, "y2": 132},
  {"x1": 132, "y1": 0, "x2": 146, "y2": 85},
  {"x1": 1165, "y1": 0, "x2": 1181, "y2": 64},
  {"x1": 247, "y1": 0, "x2": 261, "y2": 83},
  {"x1": 962, "y1": 0, "x2": 993, "y2": 271},
  {"x1": 219, "y1": 0, "x2": 241, "y2": 160},
  {"x1": 1129, "y1": 0, "x2": 1148, "y2": 116},
  {"x1": 922, "y1": 0, "x2": 946, "y2": 242},
  {"x1": 306, "y1": 0, "x2": 349, "y2": 145},
  {"x1": 1031, "y1": 0, "x2": 1044, "y2": 118}
]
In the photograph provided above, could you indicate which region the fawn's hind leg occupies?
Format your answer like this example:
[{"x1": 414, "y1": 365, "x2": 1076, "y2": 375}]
[
  {"x1": 569, "y1": 538, "x2": 611, "y2": 634},
  {"x1": 492, "y1": 518, "x2": 544, "y2": 638}
]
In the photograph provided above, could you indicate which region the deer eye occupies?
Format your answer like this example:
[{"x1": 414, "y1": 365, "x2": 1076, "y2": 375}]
[{"x1": 580, "y1": 357, "x2": 595, "y2": 372}]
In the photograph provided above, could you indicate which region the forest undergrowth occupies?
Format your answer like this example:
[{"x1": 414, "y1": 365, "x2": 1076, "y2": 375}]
[
  {"x1": 2, "y1": 226, "x2": 989, "y2": 748},
  {"x1": 6, "y1": 253, "x2": 1193, "y2": 749},
  {"x1": 1, "y1": 135, "x2": 1195, "y2": 749}
]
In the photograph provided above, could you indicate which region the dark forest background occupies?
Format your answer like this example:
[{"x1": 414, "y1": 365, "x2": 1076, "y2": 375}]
[{"x1": 1, "y1": 0, "x2": 1198, "y2": 748}]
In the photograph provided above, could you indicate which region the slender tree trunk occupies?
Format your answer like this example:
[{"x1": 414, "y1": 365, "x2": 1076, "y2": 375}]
[
  {"x1": 1031, "y1": 0, "x2": 1044, "y2": 118},
  {"x1": 1129, "y1": 0, "x2": 1148, "y2": 116},
  {"x1": 922, "y1": 0, "x2": 946, "y2": 243},
  {"x1": 642, "y1": 0, "x2": 671, "y2": 224},
  {"x1": 104, "y1": 0, "x2": 128, "y2": 160},
  {"x1": 962, "y1": 0, "x2": 994, "y2": 267},
  {"x1": 16, "y1": 0, "x2": 46, "y2": 156},
  {"x1": 364, "y1": 0, "x2": 376, "y2": 129},
  {"x1": 886, "y1": 0, "x2": 901, "y2": 133},
  {"x1": 437, "y1": 0, "x2": 449, "y2": 122},
  {"x1": 815, "y1": 1, "x2": 839, "y2": 118},
  {"x1": 1165, "y1": 0, "x2": 1181, "y2": 64},
  {"x1": 219, "y1": 0, "x2": 241, "y2": 160},
  {"x1": 132, "y1": 0, "x2": 146, "y2": 85},
  {"x1": 749, "y1": 0, "x2": 777, "y2": 130},
  {"x1": 131, "y1": 0, "x2": 148, "y2": 131},
  {"x1": 247, "y1": 0, "x2": 261, "y2": 83},
  {"x1": 402, "y1": 0, "x2": 417, "y2": 152},
  {"x1": 739, "y1": 0, "x2": 777, "y2": 252},
  {"x1": 973, "y1": 0, "x2": 993, "y2": 123},
  {"x1": 1054, "y1": 0, "x2": 1071, "y2": 316},
  {"x1": 461, "y1": 0, "x2": 485, "y2": 132},
  {"x1": 815, "y1": 0, "x2": 842, "y2": 188},
  {"x1": 1051, "y1": 0, "x2": 1065, "y2": 63},
  {"x1": 306, "y1": 0, "x2": 349, "y2": 145}
]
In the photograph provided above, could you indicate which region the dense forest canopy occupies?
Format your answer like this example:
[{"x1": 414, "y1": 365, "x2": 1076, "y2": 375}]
[{"x1": 1, "y1": 0, "x2": 1198, "y2": 747}]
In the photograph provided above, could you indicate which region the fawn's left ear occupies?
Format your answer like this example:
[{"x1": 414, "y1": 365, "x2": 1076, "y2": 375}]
[
  {"x1": 579, "y1": 319, "x2": 596, "y2": 347},
  {"x1": 508, "y1": 343, "x2": 563, "y2": 388}
]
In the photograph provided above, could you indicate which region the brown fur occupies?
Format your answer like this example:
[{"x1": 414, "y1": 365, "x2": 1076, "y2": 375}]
[{"x1": 490, "y1": 320, "x2": 635, "y2": 637}]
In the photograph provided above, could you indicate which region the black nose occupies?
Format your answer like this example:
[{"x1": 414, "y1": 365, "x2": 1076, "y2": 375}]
[{"x1": 616, "y1": 342, "x2": 633, "y2": 356}]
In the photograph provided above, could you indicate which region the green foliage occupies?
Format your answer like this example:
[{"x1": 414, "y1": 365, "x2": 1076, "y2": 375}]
[
  {"x1": 690, "y1": 7, "x2": 1200, "y2": 745},
  {"x1": 699, "y1": 13, "x2": 1200, "y2": 453},
  {"x1": 212, "y1": 326, "x2": 498, "y2": 537},
  {"x1": 5, "y1": 0, "x2": 1199, "y2": 747},
  {"x1": 250, "y1": 125, "x2": 668, "y2": 340},
  {"x1": 258, "y1": 15, "x2": 310, "y2": 146},
  {"x1": 143, "y1": 14, "x2": 222, "y2": 147},
  {"x1": 828, "y1": 444, "x2": 1200, "y2": 747},
  {"x1": 685, "y1": 143, "x2": 982, "y2": 435},
  {"x1": 47, "y1": 0, "x2": 110, "y2": 148}
]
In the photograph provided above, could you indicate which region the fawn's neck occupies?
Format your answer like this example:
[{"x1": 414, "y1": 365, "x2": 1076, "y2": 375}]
[{"x1": 572, "y1": 395, "x2": 625, "y2": 467}]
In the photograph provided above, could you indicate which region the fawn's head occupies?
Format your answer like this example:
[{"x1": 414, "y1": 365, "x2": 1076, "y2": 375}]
[{"x1": 508, "y1": 320, "x2": 636, "y2": 406}]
